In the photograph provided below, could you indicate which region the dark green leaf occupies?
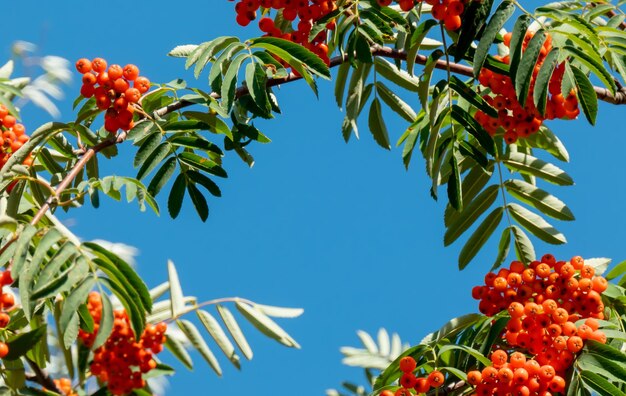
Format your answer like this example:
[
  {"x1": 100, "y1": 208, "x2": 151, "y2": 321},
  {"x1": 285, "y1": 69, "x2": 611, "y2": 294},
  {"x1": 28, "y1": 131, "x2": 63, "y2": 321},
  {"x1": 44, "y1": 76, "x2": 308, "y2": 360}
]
[
  {"x1": 509, "y1": 15, "x2": 531, "y2": 87},
  {"x1": 567, "y1": 63, "x2": 598, "y2": 125},
  {"x1": 474, "y1": 1, "x2": 515, "y2": 77},
  {"x1": 459, "y1": 207, "x2": 504, "y2": 269},
  {"x1": 515, "y1": 29, "x2": 546, "y2": 107},
  {"x1": 444, "y1": 184, "x2": 500, "y2": 246},
  {"x1": 508, "y1": 203, "x2": 566, "y2": 244},
  {"x1": 449, "y1": 75, "x2": 498, "y2": 118},
  {"x1": 533, "y1": 48, "x2": 560, "y2": 115},
  {"x1": 501, "y1": 151, "x2": 574, "y2": 185},
  {"x1": 5, "y1": 326, "x2": 47, "y2": 360},
  {"x1": 511, "y1": 225, "x2": 536, "y2": 264},
  {"x1": 368, "y1": 98, "x2": 391, "y2": 150},
  {"x1": 451, "y1": 105, "x2": 495, "y2": 155},
  {"x1": 168, "y1": 173, "x2": 186, "y2": 219},
  {"x1": 148, "y1": 157, "x2": 177, "y2": 197}
]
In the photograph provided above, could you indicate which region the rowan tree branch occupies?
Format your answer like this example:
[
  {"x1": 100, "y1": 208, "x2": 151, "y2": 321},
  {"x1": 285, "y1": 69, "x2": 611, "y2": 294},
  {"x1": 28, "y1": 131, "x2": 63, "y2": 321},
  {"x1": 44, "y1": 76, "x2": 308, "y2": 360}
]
[
  {"x1": 24, "y1": 44, "x2": 626, "y2": 228},
  {"x1": 25, "y1": 357, "x2": 61, "y2": 393}
]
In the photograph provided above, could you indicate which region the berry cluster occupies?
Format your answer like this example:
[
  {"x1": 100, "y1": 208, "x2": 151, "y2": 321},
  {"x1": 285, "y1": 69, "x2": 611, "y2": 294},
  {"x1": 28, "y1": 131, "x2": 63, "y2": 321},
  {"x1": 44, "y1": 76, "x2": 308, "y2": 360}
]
[
  {"x1": 78, "y1": 292, "x2": 166, "y2": 395},
  {"x1": 467, "y1": 254, "x2": 608, "y2": 395},
  {"x1": 381, "y1": 359, "x2": 445, "y2": 396},
  {"x1": 51, "y1": 378, "x2": 77, "y2": 396},
  {"x1": 75, "y1": 58, "x2": 150, "y2": 134},
  {"x1": 0, "y1": 104, "x2": 31, "y2": 169},
  {"x1": 475, "y1": 32, "x2": 579, "y2": 144},
  {"x1": 0, "y1": 271, "x2": 14, "y2": 359},
  {"x1": 231, "y1": 0, "x2": 335, "y2": 65}
]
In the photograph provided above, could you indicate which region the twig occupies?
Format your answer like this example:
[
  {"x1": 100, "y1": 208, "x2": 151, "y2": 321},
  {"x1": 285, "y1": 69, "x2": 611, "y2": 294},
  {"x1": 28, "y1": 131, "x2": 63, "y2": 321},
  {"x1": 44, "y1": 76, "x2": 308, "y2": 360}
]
[{"x1": 25, "y1": 357, "x2": 61, "y2": 393}]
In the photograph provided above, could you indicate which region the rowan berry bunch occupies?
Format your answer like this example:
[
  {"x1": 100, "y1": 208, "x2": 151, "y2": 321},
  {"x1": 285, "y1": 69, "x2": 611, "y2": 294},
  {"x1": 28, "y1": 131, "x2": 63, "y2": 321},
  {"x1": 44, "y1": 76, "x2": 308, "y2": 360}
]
[
  {"x1": 75, "y1": 58, "x2": 151, "y2": 134},
  {"x1": 78, "y1": 292, "x2": 166, "y2": 395},
  {"x1": 0, "y1": 104, "x2": 32, "y2": 169},
  {"x1": 466, "y1": 254, "x2": 608, "y2": 396},
  {"x1": 51, "y1": 378, "x2": 77, "y2": 396},
  {"x1": 229, "y1": 0, "x2": 336, "y2": 65},
  {"x1": 382, "y1": 356, "x2": 445, "y2": 396},
  {"x1": 475, "y1": 32, "x2": 579, "y2": 144},
  {"x1": 376, "y1": 0, "x2": 467, "y2": 31},
  {"x1": 0, "y1": 271, "x2": 14, "y2": 360}
]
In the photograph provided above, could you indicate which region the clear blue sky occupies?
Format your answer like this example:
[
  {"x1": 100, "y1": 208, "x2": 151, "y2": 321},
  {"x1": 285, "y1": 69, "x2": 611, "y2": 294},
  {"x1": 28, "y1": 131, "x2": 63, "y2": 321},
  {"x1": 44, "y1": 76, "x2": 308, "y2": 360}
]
[{"x1": 5, "y1": 1, "x2": 626, "y2": 395}]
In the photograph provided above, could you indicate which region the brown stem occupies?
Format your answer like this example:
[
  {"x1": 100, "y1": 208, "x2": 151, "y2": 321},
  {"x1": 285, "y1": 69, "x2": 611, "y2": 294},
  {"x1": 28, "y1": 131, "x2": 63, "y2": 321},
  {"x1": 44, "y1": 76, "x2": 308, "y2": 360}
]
[
  {"x1": 25, "y1": 357, "x2": 61, "y2": 393},
  {"x1": 426, "y1": 380, "x2": 467, "y2": 396}
]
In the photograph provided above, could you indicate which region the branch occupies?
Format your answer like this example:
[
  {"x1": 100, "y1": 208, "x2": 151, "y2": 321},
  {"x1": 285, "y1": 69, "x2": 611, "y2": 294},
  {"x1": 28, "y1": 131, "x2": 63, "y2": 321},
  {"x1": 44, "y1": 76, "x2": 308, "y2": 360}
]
[
  {"x1": 25, "y1": 357, "x2": 61, "y2": 393},
  {"x1": 23, "y1": 44, "x2": 626, "y2": 228}
]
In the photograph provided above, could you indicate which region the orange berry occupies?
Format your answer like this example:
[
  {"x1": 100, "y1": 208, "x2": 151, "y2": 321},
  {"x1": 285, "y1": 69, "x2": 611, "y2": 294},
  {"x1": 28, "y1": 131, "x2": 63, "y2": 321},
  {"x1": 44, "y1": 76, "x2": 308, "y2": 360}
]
[
  {"x1": 123, "y1": 64, "x2": 140, "y2": 81},
  {"x1": 134, "y1": 76, "x2": 151, "y2": 93},
  {"x1": 399, "y1": 356, "x2": 417, "y2": 373},
  {"x1": 75, "y1": 58, "x2": 92, "y2": 74},
  {"x1": 108, "y1": 64, "x2": 124, "y2": 80},
  {"x1": 91, "y1": 58, "x2": 107, "y2": 73},
  {"x1": 427, "y1": 370, "x2": 444, "y2": 388},
  {"x1": 0, "y1": 342, "x2": 8, "y2": 358}
]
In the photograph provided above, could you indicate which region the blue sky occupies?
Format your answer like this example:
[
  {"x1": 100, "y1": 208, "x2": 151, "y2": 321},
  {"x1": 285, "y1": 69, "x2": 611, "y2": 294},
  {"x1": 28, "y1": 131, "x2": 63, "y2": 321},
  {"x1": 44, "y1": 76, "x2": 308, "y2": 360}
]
[{"x1": 5, "y1": 1, "x2": 626, "y2": 395}]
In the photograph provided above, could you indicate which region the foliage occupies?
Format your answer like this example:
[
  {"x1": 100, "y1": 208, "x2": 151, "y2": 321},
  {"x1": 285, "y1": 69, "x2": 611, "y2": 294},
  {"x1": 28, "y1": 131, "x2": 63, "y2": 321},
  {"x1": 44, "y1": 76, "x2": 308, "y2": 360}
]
[{"x1": 0, "y1": 0, "x2": 626, "y2": 394}]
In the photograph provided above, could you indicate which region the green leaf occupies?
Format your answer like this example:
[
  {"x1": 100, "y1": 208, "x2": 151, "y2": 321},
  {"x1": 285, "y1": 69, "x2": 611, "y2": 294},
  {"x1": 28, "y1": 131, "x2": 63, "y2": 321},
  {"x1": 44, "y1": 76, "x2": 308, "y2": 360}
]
[
  {"x1": 567, "y1": 63, "x2": 598, "y2": 125},
  {"x1": 194, "y1": 37, "x2": 240, "y2": 78},
  {"x1": 168, "y1": 44, "x2": 198, "y2": 58},
  {"x1": 407, "y1": 19, "x2": 439, "y2": 75},
  {"x1": 444, "y1": 164, "x2": 494, "y2": 227},
  {"x1": 509, "y1": 15, "x2": 531, "y2": 88},
  {"x1": 167, "y1": 260, "x2": 185, "y2": 318},
  {"x1": 250, "y1": 37, "x2": 331, "y2": 79},
  {"x1": 5, "y1": 326, "x2": 47, "y2": 360},
  {"x1": 451, "y1": 105, "x2": 495, "y2": 156},
  {"x1": 422, "y1": 313, "x2": 483, "y2": 344},
  {"x1": 134, "y1": 132, "x2": 162, "y2": 168},
  {"x1": 504, "y1": 179, "x2": 574, "y2": 220},
  {"x1": 585, "y1": 340, "x2": 626, "y2": 363},
  {"x1": 521, "y1": 126, "x2": 569, "y2": 162},
  {"x1": 580, "y1": 370, "x2": 626, "y2": 396},
  {"x1": 182, "y1": 111, "x2": 232, "y2": 138},
  {"x1": 444, "y1": 185, "x2": 500, "y2": 246},
  {"x1": 515, "y1": 29, "x2": 546, "y2": 107},
  {"x1": 236, "y1": 301, "x2": 300, "y2": 348},
  {"x1": 187, "y1": 182, "x2": 209, "y2": 221},
  {"x1": 501, "y1": 151, "x2": 574, "y2": 185},
  {"x1": 577, "y1": 353, "x2": 626, "y2": 384},
  {"x1": 197, "y1": 310, "x2": 241, "y2": 369},
  {"x1": 11, "y1": 225, "x2": 38, "y2": 281},
  {"x1": 459, "y1": 207, "x2": 504, "y2": 269},
  {"x1": 606, "y1": 260, "x2": 626, "y2": 281},
  {"x1": 375, "y1": 81, "x2": 416, "y2": 122},
  {"x1": 449, "y1": 76, "x2": 498, "y2": 118},
  {"x1": 368, "y1": 98, "x2": 391, "y2": 150},
  {"x1": 493, "y1": 227, "x2": 512, "y2": 269},
  {"x1": 564, "y1": 45, "x2": 616, "y2": 95},
  {"x1": 335, "y1": 62, "x2": 351, "y2": 109},
  {"x1": 455, "y1": 0, "x2": 495, "y2": 63},
  {"x1": 474, "y1": 1, "x2": 515, "y2": 77},
  {"x1": 91, "y1": 292, "x2": 114, "y2": 350},
  {"x1": 437, "y1": 344, "x2": 491, "y2": 367},
  {"x1": 245, "y1": 60, "x2": 272, "y2": 117},
  {"x1": 508, "y1": 203, "x2": 566, "y2": 244},
  {"x1": 21, "y1": 228, "x2": 64, "y2": 319},
  {"x1": 60, "y1": 277, "x2": 96, "y2": 348},
  {"x1": 148, "y1": 157, "x2": 177, "y2": 197},
  {"x1": 83, "y1": 242, "x2": 152, "y2": 313},
  {"x1": 220, "y1": 53, "x2": 249, "y2": 112},
  {"x1": 533, "y1": 48, "x2": 560, "y2": 115},
  {"x1": 164, "y1": 334, "x2": 193, "y2": 370},
  {"x1": 178, "y1": 152, "x2": 227, "y2": 178},
  {"x1": 168, "y1": 173, "x2": 186, "y2": 219},
  {"x1": 374, "y1": 57, "x2": 420, "y2": 92},
  {"x1": 216, "y1": 304, "x2": 253, "y2": 360},
  {"x1": 511, "y1": 225, "x2": 536, "y2": 264},
  {"x1": 137, "y1": 142, "x2": 171, "y2": 181},
  {"x1": 178, "y1": 319, "x2": 222, "y2": 375},
  {"x1": 447, "y1": 152, "x2": 463, "y2": 211},
  {"x1": 187, "y1": 170, "x2": 221, "y2": 197}
]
